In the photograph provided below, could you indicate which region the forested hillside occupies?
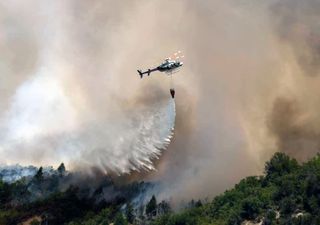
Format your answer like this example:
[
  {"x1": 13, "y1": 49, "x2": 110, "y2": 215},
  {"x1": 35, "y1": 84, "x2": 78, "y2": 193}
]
[
  {"x1": 152, "y1": 152, "x2": 320, "y2": 225},
  {"x1": 1, "y1": 152, "x2": 320, "y2": 225}
]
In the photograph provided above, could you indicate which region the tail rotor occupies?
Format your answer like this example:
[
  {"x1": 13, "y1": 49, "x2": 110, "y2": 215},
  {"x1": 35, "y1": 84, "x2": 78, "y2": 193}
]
[{"x1": 137, "y1": 70, "x2": 143, "y2": 78}]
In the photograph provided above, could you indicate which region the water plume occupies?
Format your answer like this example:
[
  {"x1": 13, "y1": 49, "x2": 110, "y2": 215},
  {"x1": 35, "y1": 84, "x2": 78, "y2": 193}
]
[{"x1": 0, "y1": 70, "x2": 176, "y2": 173}]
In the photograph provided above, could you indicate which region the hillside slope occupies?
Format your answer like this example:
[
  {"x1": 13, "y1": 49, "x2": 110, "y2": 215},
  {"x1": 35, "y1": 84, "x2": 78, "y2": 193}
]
[
  {"x1": 1, "y1": 152, "x2": 320, "y2": 225},
  {"x1": 152, "y1": 152, "x2": 320, "y2": 225}
]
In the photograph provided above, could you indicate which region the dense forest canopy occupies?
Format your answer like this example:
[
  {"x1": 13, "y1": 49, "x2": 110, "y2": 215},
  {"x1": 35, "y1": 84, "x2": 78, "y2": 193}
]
[{"x1": 1, "y1": 152, "x2": 320, "y2": 225}]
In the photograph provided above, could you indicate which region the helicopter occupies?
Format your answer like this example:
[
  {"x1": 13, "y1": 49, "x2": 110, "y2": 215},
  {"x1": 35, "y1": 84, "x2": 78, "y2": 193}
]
[
  {"x1": 137, "y1": 51, "x2": 184, "y2": 98},
  {"x1": 137, "y1": 51, "x2": 184, "y2": 78}
]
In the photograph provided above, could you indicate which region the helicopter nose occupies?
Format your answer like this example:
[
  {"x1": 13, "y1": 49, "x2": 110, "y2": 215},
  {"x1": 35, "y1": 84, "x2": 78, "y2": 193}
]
[{"x1": 180, "y1": 62, "x2": 183, "y2": 66}]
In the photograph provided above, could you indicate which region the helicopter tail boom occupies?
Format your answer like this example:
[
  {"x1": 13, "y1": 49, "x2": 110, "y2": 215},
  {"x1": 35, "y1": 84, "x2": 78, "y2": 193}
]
[{"x1": 137, "y1": 68, "x2": 158, "y2": 78}]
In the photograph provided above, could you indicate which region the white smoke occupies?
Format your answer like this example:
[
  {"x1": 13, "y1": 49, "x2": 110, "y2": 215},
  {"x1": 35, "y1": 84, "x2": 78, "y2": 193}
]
[
  {"x1": 0, "y1": 66, "x2": 176, "y2": 173},
  {"x1": 0, "y1": 165, "x2": 38, "y2": 183},
  {"x1": 0, "y1": 165, "x2": 58, "y2": 183},
  {"x1": 0, "y1": 0, "x2": 179, "y2": 175}
]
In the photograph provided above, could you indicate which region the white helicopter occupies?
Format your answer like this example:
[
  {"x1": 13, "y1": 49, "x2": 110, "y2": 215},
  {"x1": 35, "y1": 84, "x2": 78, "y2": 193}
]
[{"x1": 137, "y1": 51, "x2": 184, "y2": 98}]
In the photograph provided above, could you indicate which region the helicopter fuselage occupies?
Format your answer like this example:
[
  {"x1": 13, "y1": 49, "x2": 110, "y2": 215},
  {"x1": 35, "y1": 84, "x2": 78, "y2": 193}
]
[
  {"x1": 157, "y1": 59, "x2": 183, "y2": 72},
  {"x1": 137, "y1": 59, "x2": 183, "y2": 78}
]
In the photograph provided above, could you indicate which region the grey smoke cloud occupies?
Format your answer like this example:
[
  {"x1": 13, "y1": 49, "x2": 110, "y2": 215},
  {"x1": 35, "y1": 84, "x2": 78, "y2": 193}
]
[
  {"x1": 0, "y1": 0, "x2": 176, "y2": 173},
  {"x1": 270, "y1": 0, "x2": 320, "y2": 76},
  {"x1": 1, "y1": 0, "x2": 320, "y2": 203},
  {"x1": 267, "y1": 97, "x2": 320, "y2": 161},
  {"x1": 261, "y1": 0, "x2": 320, "y2": 163},
  {"x1": 0, "y1": 64, "x2": 176, "y2": 173},
  {"x1": 0, "y1": 2, "x2": 39, "y2": 112}
]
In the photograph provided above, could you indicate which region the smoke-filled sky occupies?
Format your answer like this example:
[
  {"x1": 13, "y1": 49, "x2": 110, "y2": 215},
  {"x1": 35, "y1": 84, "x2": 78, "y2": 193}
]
[{"x1": 1, "y1": 0, "x2": 320, "y2": 202}]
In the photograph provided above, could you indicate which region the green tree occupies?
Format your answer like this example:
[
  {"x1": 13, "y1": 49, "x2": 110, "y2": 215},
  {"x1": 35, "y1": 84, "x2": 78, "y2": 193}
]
[
  {"x1": 146, "y1": 195, "x2": 157, "y2": 218},
  {"x1": 195, "y1": 200, "x2": 203, "y2": 208},
  {"x1": 114, "y1": 213, "x2": 128, "y2": 225},
  {"x1": 34, "y1": 167, "x2": 43, "y2": 182},
  {"x1": 126, "y1": 202, "x2": 135, "y2": 224},
  {"x1": 0, "y1": 181, "x2": 11, "y2": 207},
  {"x1": 280, "y1": 197, "x2": 296, "y2": 215},
  {"x1": 240, "y1": 197, "x2": 261, "y2": 220},
  {"x1": 264, "y1": 210, "x2": 276, "y2": 225},
  {"x1": 57, "y1": 163, "x2": 66, "y2": 176},
  {"x1": 158, "y1": 200, "x2": 171, "y2": 215},
  {"x1": 265, "y1": 152, "x2": 299, "y2": 179}
]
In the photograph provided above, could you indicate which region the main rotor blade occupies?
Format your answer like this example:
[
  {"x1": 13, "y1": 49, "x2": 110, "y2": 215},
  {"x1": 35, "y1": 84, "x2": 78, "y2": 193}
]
[
  {"x1": 167, "y1": 51, "x2": 184, "y2": 60},
  {"x1": 175, "y1": 55, "x2": 185, "y2": 60}
]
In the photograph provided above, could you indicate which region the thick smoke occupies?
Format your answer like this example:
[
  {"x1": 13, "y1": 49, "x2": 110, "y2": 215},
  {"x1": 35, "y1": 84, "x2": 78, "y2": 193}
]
[
  {"x1": 0, "y1": 1, "x2": 176, "y2": 173},
  {"x1": 0, "y1": 78, "x2": 175, "y2": 173},
  {"x1": 1, "y1": 0, "x2": 320, "y2": 203},
  {"x1": 271, "y1": 0, "x2": 320, "y2": 77},
  {"x1": 267, "y1": 97, "x2": 320, "y2": 161},
  {"x1": 0, "y1": 3, "x2": 39, "y2": 113},
  {"x1": 263, "y1": 0, "x2": 320, "y2": 161}
]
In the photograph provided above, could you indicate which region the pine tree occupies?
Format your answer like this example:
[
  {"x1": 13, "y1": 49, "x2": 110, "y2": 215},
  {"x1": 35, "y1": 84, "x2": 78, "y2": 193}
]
[
  {"x1": 114, "y1": 213, "x2": 128, "y2": 225},
  {"x1": 34, "y1": 167, "x2": 43, "y2": 182},
  {"x1": 158, "y1": 200, "x2": 171, "y2": 215},
  {"x1": 146, "y1": 195, "x2": 157, "y2": 218},
  {"x1": 57, "y1": 163, "x2": 66, "y2": 176},
  {"x1": 126, "y1": 202, "x2": 135, "y2": 224}
]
